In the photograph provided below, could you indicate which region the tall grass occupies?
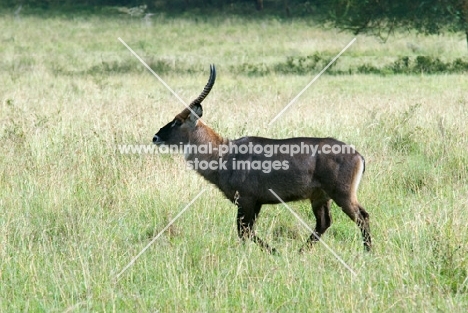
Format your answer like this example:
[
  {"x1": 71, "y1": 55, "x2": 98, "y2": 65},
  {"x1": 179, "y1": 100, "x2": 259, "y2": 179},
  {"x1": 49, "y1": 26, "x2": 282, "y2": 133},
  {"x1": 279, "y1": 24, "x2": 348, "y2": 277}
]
[{"x1": 1, "y1": 13, "x2": 467, "y2": 311}]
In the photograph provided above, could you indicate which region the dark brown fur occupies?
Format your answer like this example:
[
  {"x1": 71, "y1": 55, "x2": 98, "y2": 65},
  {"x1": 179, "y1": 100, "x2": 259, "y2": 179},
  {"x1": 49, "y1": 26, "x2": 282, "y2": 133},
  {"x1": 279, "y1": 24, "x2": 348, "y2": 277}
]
[{"x1": 153, "y1": 65, "x2": 371, "y2": 253}]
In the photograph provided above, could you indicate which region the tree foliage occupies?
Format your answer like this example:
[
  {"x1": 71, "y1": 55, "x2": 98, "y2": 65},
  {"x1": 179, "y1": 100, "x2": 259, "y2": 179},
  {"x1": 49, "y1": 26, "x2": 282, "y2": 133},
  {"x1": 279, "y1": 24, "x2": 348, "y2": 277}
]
[
  {"x1": 3, "y1": 0, "x2": 468, "y2": 47},
  {"x1": 316, "y1": 0, "x2": 468, "y2": 46}
]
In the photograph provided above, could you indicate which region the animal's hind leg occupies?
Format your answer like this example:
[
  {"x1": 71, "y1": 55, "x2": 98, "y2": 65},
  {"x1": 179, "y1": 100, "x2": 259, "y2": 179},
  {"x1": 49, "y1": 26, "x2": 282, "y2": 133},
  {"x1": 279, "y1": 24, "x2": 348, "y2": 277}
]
[
  {"x1": 357, "y1": 204, "x2": 372, "y2": 251},
  {"x1": 300, "y1": 195, "x2": 332, "y2": 252},
  {"x1": 235, "y1": 199, "x2": 276, "y2": 254},
  {"x1": 320, "y1": 154, "x2": 371, "y2": 251},
  {"x1": 333, "y1": 195, "x2": 371, "y2": 251},
  {"x1": 308, "y1": 198, "x2": 332, "y2": 243}
]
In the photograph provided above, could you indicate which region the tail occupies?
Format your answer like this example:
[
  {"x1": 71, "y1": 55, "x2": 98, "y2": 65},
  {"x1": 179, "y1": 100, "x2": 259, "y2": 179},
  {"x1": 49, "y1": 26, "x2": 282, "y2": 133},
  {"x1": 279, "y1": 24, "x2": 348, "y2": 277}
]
[
  {"x1": 361, "y1": 155, "x2": 366, "y2": 174},
  {"x1": 350, "y1": 155, "x2": 365, "y2": 201}
]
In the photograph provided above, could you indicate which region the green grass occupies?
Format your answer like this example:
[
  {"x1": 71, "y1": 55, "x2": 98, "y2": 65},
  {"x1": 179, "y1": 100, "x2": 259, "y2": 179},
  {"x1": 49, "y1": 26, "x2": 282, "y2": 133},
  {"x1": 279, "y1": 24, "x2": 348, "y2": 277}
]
[{"x1": 1, "y1": 13, "x2": 468, "y2": 312}]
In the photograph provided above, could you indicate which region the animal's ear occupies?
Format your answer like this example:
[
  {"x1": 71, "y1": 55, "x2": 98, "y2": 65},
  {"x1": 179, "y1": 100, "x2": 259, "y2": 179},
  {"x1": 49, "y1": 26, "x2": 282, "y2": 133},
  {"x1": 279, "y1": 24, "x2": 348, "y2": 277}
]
[{"x1": 187, "y1": 104, "x2": 203, "y2": 126}]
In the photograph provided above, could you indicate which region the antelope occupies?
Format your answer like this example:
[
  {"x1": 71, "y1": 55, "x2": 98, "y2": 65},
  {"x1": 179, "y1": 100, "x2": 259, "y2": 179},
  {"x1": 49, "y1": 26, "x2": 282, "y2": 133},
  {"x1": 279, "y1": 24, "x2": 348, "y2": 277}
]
[{"x1": 153, "y1": 65, "x2": 371, "y2": 253}]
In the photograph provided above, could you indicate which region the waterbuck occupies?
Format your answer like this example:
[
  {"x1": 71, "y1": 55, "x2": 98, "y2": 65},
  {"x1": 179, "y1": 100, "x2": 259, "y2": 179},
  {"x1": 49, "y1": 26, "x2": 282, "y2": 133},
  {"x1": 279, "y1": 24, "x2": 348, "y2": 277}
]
[{"x1": 153, "y1": 65, "x2": 371, "y2": 253}]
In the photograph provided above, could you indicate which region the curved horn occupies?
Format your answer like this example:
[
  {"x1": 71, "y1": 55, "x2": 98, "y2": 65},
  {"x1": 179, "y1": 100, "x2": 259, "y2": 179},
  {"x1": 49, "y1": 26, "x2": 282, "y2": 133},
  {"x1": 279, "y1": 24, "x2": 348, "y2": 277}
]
[
  {"x1": 176, "y1": 65, "x2": 216, "y2": 120},
  {"x1": 189, "y1": 64, "x2": 216, "y2": 107}
]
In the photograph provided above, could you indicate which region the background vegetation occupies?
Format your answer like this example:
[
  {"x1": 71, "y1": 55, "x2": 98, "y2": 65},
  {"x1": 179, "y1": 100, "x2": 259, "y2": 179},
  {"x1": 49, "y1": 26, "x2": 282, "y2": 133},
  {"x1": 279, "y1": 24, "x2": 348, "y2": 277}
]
[
  {"x1": 1, "y1": 7, "x2": 468, "y2": 312},
  {"x1": 3, "y1": 0, "x2": 468, "y2": 45}
]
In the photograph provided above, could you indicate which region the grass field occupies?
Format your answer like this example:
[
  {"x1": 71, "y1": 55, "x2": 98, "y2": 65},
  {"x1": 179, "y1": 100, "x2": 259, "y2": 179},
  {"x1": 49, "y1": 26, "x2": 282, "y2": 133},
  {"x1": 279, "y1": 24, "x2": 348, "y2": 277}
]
[{"x1": 1, "y1": 12, "x2": 468, "y2": 312}]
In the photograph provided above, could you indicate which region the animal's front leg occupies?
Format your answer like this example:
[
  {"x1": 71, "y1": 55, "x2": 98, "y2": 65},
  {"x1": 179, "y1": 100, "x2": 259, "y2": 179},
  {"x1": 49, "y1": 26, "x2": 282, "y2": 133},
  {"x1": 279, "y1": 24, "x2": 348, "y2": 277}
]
[{"x1": 234, "y1": 194, "x2": 277, "y2": 254}]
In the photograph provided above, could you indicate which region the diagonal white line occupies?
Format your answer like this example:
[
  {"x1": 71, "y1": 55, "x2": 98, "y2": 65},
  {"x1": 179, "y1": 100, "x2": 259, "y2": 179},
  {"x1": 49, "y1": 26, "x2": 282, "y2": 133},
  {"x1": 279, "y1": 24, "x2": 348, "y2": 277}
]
[
  {"x1": 113, "y1": 189, "x2": 206, "y2": 281},
  {"x1": 268, "y1": 188, "x2": 357, "y2": 277},
  {"x1": 268, "y1": 38, "x2": 356, "y2": 125},
  {"x1": 118, "y1": 37, "x2": 202, "y2": 120}
]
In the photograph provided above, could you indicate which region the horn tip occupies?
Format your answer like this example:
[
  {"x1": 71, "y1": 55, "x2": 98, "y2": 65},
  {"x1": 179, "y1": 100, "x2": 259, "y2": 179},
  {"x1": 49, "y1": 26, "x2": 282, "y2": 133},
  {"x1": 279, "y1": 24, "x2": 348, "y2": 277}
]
[{"x1": 209, "y1": 64, "x2": 216, "y2": 80}]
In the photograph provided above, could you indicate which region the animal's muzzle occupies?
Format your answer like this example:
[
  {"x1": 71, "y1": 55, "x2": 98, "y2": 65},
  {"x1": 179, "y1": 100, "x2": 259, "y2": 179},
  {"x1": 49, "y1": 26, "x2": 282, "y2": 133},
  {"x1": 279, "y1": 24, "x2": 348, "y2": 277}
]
[{"x1": 153, "y1": 135, "x2": 163, "y2": 145}]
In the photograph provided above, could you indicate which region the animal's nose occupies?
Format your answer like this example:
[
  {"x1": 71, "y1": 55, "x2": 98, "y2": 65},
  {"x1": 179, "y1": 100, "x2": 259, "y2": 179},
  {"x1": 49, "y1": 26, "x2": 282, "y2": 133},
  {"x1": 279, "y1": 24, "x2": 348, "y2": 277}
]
[{"x1": 153, "y1": 135, "x2": 162, "y2": 144}]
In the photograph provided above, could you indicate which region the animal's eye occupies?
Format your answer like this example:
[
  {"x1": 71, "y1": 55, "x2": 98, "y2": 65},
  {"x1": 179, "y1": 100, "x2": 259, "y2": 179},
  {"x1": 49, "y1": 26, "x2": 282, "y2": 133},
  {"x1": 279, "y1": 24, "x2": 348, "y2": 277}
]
[{"x1": 172, "y1": 120, "x2": 182, "y2": 127}]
